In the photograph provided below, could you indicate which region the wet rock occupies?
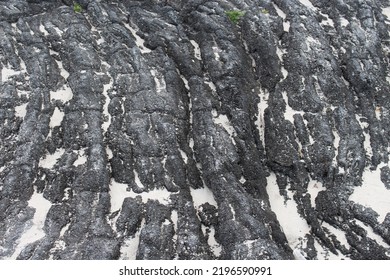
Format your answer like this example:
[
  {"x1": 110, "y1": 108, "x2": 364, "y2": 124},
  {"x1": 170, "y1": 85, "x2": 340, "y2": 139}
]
[
  {"x1": 380, "y1": 166, "x2": 390, "y2": 189},
  {"x1": 198, "y1": 203, "x2": 218, "y2": 227}
]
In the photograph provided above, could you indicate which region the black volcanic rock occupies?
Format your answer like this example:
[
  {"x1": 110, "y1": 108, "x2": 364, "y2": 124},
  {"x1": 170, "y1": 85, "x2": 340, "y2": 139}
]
[{"x1": 1, "y1": 0, "x2": 390, "y2": 260}]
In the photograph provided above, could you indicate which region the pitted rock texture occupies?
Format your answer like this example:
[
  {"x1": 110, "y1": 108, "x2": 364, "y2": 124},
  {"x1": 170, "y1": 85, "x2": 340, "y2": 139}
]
[{"x1": 1, "y1": 0, "x2": 390, "y2": 260}]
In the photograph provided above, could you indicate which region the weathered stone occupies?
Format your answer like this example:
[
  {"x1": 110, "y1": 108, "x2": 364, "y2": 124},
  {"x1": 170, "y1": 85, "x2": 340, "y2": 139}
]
[{"x1": 1, "y1": 0, "x2": 390, "y2": 260}]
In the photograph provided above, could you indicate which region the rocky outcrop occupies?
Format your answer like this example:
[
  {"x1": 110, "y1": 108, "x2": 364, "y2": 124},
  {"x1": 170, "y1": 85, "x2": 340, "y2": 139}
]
[{"x1": 1, "y1": 0, "x2": 390, "y2": 260}]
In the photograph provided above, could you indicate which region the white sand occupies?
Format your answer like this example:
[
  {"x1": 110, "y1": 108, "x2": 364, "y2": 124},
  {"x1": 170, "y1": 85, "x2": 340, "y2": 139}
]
[
  {"x1": 206, "y1": 226, "x2": 222, "y2": 257},
  {"x1": 133, "y1": 170, "x2": 146, "y2": 190},
  {"x1": 307, "y1": 180, "x2": 326, "y2": 207},
  {"x1": 39, "y1": 148, "x2": 65, "y2": 169},
  {"x1": 357, "y1": 117, "x2": 372, "y2": 158},
  {"x1": 49, "y1": 107, "x2": 64, "y2": 128},
  {"x1": 276, "y1": 46, "x2": 284, "y2": 60},
  {"x1": 283, "y1": 21, "x2": 291, "y2": 33},
  {"x1": 124, "y1": 23, "x2": 152, "y2": 54},
  {"x1": 178, "y1": 73, "x2": 190, "y2": 90},
  {"x1": 52, "y1": 26, "x2": 63, "y2": 36},
  {"x1": 205, "y1": 80, "x2": 217, "y2": 92},
  {"x1": 340, "y1": 17, "x2": 349, "y2": 27},
  {"x1": 293, "y1": 248, "x2": 307, "y2": 260},
  {"x1": 50, "y1": 85, "x2": 73, "y2": 103},
  {"x1": 302, "y1": 117, "x2": 315, "y2": 144},
  {"x1": 282, "y1": 91, "x2": 305, "y2": 123},
  {"x1": 322, "y1": 221, "x2": 350, "y2": 249},
  {"x1": 382, "y1": 7, "x2": 390, "y2": 21},
  {"x1": 10, "y1": 22, "x2": 19, "y2": 33},
  {"x1": 179, "y1": 70, "x2": 193, "y2": 125},
  {"x1": 298, "y1": 0, "x2": 316, "y2": 10},
  {"x1": 101, "y1": 78, "x2": 113, "y2": 133},
  {"x1": 96, "y1": 36, "x2": 105, "y2": 45},
  {"x1": 375, "y1": 106, "x2": 381, "y2": 120},
  {"x1": 319, "y1": 12, "x2": 335, "y2": 27},
  {"x1": 212, "y1": 110, "x2": 236, "y2": 139},
  {"x1": 109, "y1": 179, "x2": 172, "y2": 212},
  {"x1": 171, "y1": 210, "x2": 178, "y2": 238},
  {"x1": 106, "y1": 147, "x2": 113, "y2": 160},
  {"x1": 190, "y1": 40, "x2": 202, "y2": 60},
  {"x1": 178, "y1": 148, "x2": 188, "y2": 164},
  {"x1": 313, "y1": 238, "x2": 343, "y2": 260},
  {"x1": 228, "y1": 204, "x2": 236, "y2": 220},
  {"x1": 266, "y1": 173, "x2": 311, "y2": 250},
  {"x1": 1, "y1": 66, "x2": 20, "y2": 83},
  {"x1": 11, "y1": 186, "x2": 52, "y2": 259},
  {"x1": 190, "y1": 186, "x2": 217, "y2": 209},
  {"x1": 15, "y1": 103, "x2": 28, "y2": 119},
  {"x1": 350, "y1": 164, "x2": 390, "y2": 223},
  {"x1": 276, "y1": 46, "x2": 288, "y2": 80},
  {"x1": 354, "y1": 220, "x2": 389, "y2": 248},
  {"x1": 56, "y1": 60, "x2": 70, "y2": 79},
  {"x1": 189, "y1": 138, "x2": 194, "y2": 150},
  {"x1": 49, "y1": 49, "x2": 60, "y2": 57},
  {"x1": 39, "y1": 24, "x2": 49, "y2": 36},
  {"x1": 120, "y1": 219, "x2": 145, "y2": 259},
  {"x1": 257, "y1": 87, "x2": 269, "y2": 145},
  {"x1": 272, "y1": 3, "x2": 286, "y2": 19},
  {"x1": 272, "y1": 3, "x2": 290, "y2": 32},
  {"x1": 73, "y1": 149, "x2": 87, "y2": 166}
]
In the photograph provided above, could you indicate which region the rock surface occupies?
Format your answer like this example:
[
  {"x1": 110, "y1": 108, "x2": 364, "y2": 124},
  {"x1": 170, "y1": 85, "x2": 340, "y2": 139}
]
[{"x1": 1, "y1": 0, "x2": 390, "y2": 260}]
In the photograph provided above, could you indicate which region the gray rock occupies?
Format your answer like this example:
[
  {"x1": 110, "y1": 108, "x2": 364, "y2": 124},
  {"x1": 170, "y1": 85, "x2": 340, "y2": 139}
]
[{"x1": 1, "y1": 0, "x2": 390, "y2": 260}]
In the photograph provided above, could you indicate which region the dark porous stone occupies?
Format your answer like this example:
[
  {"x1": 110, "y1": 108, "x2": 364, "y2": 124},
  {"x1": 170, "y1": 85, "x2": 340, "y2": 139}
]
[{"x1": 1, "y1": 0, "x2": 390, "y2": 260}]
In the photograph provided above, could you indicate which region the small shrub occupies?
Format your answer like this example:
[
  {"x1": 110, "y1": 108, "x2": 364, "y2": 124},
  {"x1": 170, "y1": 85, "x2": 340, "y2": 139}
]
[
  {"x1": 73, "y1": 2, "x2": 83, "y2": 13},
  {"x1": 225, "y1": 10, "x2": 246, "y2": 24}
]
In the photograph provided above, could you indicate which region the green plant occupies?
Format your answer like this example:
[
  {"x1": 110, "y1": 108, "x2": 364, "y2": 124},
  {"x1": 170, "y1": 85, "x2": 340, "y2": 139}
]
[
  {"x1": 225, "y1": 10, "x2": 246, "y2": 24},
  {"x1": 73, "y1": 2, "x2": 83, "y2": 13},
  {"x1": 261, "y1": 8, "x2": 269, "y2": 14}
]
